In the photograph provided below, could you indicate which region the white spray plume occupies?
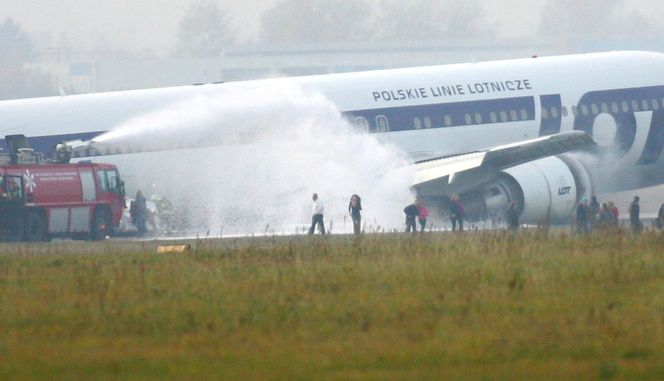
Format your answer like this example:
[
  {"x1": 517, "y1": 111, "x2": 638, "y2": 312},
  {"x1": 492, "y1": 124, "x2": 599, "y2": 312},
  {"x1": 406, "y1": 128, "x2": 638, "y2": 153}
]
[{"x1": 94, "y1": 81, "x2": 415, "y2": 236}]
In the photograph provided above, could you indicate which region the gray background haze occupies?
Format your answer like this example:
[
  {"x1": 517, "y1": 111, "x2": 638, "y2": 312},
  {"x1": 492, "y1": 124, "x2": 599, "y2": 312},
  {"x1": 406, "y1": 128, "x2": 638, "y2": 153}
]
[{"x1": 3, "y1": 0, "x2": 664, "y2": 55}]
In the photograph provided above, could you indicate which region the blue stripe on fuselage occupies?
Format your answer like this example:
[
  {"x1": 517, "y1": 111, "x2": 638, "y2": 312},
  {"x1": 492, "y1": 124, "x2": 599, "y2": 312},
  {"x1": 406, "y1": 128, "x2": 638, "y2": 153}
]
[{"x1": 343, "y1": 96, "x2": 535, "y2": 132}]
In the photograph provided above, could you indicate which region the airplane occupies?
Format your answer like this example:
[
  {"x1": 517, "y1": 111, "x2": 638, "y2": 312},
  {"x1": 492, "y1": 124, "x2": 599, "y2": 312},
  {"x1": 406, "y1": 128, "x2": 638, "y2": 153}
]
[{"x1": 0, "y1": 50, "x2": 663, "y2": 225}]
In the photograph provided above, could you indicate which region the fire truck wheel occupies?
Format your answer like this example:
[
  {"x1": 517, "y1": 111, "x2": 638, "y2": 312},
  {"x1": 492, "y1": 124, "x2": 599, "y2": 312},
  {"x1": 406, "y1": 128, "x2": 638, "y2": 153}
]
[
  {"x1": 24, "y1": 210, "x2": 47, "y2": 242},
  {"x1": 91, "y1": 208, "x2": 111, "y2": 241}
]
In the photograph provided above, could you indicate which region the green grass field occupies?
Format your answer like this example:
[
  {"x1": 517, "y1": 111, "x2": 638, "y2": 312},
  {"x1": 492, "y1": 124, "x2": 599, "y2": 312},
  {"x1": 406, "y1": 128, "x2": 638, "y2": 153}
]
[{"x1": 1, "y1": 230, "x2": 663, "y2": 380}]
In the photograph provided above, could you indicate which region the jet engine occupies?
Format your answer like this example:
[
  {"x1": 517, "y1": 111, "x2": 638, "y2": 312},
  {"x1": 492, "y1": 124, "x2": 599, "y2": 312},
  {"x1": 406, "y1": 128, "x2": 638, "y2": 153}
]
[{"x1": 450, "y1": 155, "x2": 593, "y2": 225}]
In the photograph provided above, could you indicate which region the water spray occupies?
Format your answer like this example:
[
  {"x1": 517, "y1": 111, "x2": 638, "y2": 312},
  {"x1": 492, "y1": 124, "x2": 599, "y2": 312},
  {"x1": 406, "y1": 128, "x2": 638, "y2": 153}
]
[{"x1": 69, "y1": 81, "x2": 416, "y2": 236}]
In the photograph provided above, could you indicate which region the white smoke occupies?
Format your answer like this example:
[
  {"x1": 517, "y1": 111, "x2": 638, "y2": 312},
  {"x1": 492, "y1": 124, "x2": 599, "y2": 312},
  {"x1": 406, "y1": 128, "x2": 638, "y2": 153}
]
[{"x1": 93, "y1": 81, "x2": 415, "y2": 236}]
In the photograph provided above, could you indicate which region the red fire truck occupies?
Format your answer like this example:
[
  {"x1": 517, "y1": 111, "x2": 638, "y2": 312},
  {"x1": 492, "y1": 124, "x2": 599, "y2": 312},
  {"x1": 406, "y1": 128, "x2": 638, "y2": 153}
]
[{"x1": 0, "y1": 135, "x2": 125, "y2": 242}]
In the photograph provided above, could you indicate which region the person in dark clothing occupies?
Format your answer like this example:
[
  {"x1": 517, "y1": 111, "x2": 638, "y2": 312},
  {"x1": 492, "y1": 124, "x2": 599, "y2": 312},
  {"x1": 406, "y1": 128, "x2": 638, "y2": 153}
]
[
  {"x1": 348, "y1": 194, "x2": 362, "y2": 235},
  {"x1": 575, "y1": 199, "x2": 589, "y2": 234},
  {"x1": 505, "y1": 201, "x2": 519, "y2": 231},
  {"x1": 130, "y1": 190, "x2": 148, "y2": 235},
  {"x1": 404, "y1": 202, "x2": 419, "y2": 233},
  {"x1": 417, "y1": 200, "x2": 429, "y2": 233},
  {"x1": 449, "y1": 195, "x2": 464, "y2": 232},
  {"x1": 657, "y1": 203, "x2": 664, "y2": 230},
  {"x1": 629, "y1": 196, "x2": 642, "y2": 234}
]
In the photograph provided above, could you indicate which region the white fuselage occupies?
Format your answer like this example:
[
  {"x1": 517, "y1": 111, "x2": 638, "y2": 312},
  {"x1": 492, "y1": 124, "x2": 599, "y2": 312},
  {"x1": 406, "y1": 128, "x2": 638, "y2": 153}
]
[{"x1": 1, "y1": 51, "x2": 664, "y2": 193}]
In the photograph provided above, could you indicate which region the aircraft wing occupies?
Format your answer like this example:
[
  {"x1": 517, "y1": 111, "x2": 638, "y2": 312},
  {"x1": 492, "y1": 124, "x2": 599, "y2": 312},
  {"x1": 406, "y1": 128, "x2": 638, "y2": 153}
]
[{"x1": 412, "y1": 131, "x2": 596, "y2": 187}]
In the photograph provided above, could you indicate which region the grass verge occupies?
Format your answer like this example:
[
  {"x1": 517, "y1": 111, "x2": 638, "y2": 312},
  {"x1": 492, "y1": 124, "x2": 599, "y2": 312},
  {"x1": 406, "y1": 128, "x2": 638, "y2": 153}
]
[{"x1": 1, "y1": 230, "x2": 663, "y2": 380}]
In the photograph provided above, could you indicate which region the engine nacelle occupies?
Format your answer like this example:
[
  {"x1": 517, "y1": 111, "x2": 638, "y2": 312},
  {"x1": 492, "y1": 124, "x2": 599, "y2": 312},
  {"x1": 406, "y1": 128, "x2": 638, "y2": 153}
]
[
  {"x1": 457, "y1": 156, "x2": 592, "y2": 224},
  {"x1": 504, "y1": 156, "x2": 588, "y2": 223}
]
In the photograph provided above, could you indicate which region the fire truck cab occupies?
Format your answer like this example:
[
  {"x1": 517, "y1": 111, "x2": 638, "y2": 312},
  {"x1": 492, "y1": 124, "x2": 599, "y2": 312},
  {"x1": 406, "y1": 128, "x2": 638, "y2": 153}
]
[{"x1": 0, "y1": 135, "x2": 125, "y2": 241}]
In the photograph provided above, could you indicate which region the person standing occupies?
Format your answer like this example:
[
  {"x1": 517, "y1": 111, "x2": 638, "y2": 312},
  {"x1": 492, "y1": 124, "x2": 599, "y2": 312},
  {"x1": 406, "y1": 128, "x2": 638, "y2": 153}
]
[
  {"x1": 308, "y1": 193, "x2": 325, "y2": 235},
  {"x1": 588, "y1": 195, "x2": 600, "y2": 230},
  {"x1": 629, "y1": 196, "x2": 641, "y2": 234},
  {"x1": 417, "y1": 200, "x2": 429, "y2": 233},
  {"x1": 608, "y1": 201, "x2": 619, "y2": 225},
  {"x1": 575, "y1": 199, "x2": 589, "y2": 234},
  {"x1": 131, "y1": 190, "x2": 148, "y2": 235},
  {"x1": 348, "y1": 194, "x2": 362, "y2": 235},
  {"x1": 449, "y1": 195, "x2": 465, "y2": 232},
  {"x1": 597, "y1": 202, "x2": 615, "y2": 229},
  {"x1": 505, "y1": 201, "x2": 519, "y2": 231},
  {"x1": 658, "y1": 203, "x2": 664, "y2": 230},
  {"x1": 403, "y1": 202, "x2": 419, "y2": 233}
]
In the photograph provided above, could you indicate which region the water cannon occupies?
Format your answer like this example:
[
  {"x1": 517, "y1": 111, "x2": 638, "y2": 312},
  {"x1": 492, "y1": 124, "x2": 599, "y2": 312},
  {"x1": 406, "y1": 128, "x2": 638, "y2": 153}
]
[{"x1": 54, "y1": 139, "x2": 97, "y2": 163}]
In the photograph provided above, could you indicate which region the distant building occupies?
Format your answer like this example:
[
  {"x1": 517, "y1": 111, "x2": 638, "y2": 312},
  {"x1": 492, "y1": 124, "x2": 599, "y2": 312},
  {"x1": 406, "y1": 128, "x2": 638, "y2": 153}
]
[
  {"x1": 28, "y1": 40, "x2": 558, "y2": 94},
  {"x1": 217, "y1": 40, "x2": 556, "y2": 81},
  {"x1": 29, "y1": 38, "x2": 664, "y2": 95}
]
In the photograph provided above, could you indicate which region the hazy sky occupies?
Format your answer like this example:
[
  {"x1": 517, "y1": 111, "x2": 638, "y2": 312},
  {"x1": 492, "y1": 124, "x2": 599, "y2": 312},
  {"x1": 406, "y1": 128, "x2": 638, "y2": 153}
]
[
  {"x1": 1, "y1": 0, "x2": 662, "y2": 53},
  {"x1": 1, "y1": 0, "x2": 277, "y2": 51},
  {"x1": 1, "y1": 0, "x2": 547, "y2": 52}
]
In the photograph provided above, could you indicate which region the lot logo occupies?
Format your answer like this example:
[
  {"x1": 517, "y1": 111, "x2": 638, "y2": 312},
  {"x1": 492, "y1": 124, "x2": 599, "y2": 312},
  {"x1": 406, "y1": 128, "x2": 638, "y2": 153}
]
[{"x1": 558, "y1": 186, "x2": 571, "y2": 196}]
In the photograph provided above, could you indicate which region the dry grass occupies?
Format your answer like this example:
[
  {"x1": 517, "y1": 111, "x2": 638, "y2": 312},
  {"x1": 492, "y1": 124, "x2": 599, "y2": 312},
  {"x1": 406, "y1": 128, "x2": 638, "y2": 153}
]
[{"x1": 0, "y1": 230, "x2": 663, "y2": 380}]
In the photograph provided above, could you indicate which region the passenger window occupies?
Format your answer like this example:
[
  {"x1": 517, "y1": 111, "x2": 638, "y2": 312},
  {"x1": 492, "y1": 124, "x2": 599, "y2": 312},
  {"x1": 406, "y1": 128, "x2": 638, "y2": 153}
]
[
  {"x1": 591, "y1": 103, "x2": 598, "y2": 115},
  {"x1": 641, "y1": 99, "x2": 649, "y2": 110},
  {"x1": 541, "y1": 108, "x2": 548, "y2": 119},
  {"x1": 489, "y1": 112, "x2": 497, "y2": 123},
  {"x1": 424, "y1": 117, "x2": 432, "y2": 129},
  {"x1": 581, "y1": 105, "x2": 588, "y2": 115},
  {"x1": 621, "y1": 101, "x2": 629, "y2": 112},
  {"x1": 550, "y1": 107, "x2": 558, "y2": 118},
  {"x1": 444, "y1": 115, "x2": 452, "y2": 127},
  {"x1": 355, "y1": 117, "x2": 369, "y2": 133},
  {"x1": 631, "y1": 100, "x2": 639, "y2": 111},
  {"x1": 376, "y1": 115, "x2": 389, "y2": 133},
  {"x1": 561, "y1": 106, "x2": 568, "y2": 117},
  {"x1": 500, "y1": 111, "x2": 508, "y2": 122},
  {"x1": 464, "y1": 114, "x2": 472, "y2": 125},
  {"x1": 413, "y1": 117, "x2": 422, "y2": 130},
  {"x1": 601, "y1": 103, "x2": 608, "y2": 113},
  {"x1": 652, "y1": 99, "x2": 659, "y2": 110},
  {"x1": 520, "y1": 109, "x2": 528, "y2": 120},
  {"x1": 474, "y1": 113, "x2": 482, "y2": 124},
  {"x1": 510, "y1": 110, "x2": 518, "y2": 121},
  {"x1": 611, "y1": 102, "x2": 619, "y2": 113}
]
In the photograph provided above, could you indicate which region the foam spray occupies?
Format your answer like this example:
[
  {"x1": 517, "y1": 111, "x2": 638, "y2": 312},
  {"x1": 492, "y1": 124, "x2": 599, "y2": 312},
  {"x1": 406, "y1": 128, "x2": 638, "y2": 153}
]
[{"x1": 92, "y1": 81, "x2": 415, "y2": 236}]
